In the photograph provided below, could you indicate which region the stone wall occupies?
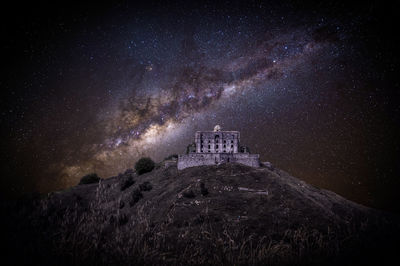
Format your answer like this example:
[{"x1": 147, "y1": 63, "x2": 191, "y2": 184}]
[
  {"x1": 178, "y1": 153, "x2": 260, "y2": 170},
  {"x1": 229, "y1": 153, "x2": 260, "y2": 168},
  {"x1": 177, "y1": 154, "x2": 216, "y2": 170}
]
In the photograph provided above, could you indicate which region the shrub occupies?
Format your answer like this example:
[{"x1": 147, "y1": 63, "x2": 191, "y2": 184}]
[
  {"x1": 78, "y1": 173, "x2": 100, "y2": 185},
  {"x1": 75, "y1": 194, "x2": 82, "y2": 201},
  {"x1": 118, "y1": 214, "x2": 129, "y2": 226},
  {"x1": 134, "y1": 157, "x2": 155, "y2": 175},
  {"x1": 183, "y1": 190, "x2": 196, "y2": 198},
  {"x1": 120, "y1": 177, "x2": 135, "y2": 191},
  {"x1": 130, "y1": 189, "x2": 143, "y2": 206},
  {"x1": 200, "y1": 183, "x2": 209, "y2": 196},
  {"x1": 139, "y1": 181, "x2": 153, "y2": 191}
]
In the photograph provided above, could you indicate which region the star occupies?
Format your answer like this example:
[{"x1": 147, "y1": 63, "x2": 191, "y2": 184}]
[{"x1": 1, "y1": 0, "x2": 398, "y2": 213}]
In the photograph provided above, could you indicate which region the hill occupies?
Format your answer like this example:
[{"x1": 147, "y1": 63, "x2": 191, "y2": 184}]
[{"x1": 2, "y1": 162, "x2": 399, "y2": 265}]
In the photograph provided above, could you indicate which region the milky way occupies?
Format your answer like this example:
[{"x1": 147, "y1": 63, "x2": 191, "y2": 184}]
[
  {"x1": 56, "y1": 23, "x2": 336, "y2": 186},
  {"x1": 2, "y1": 1, "x2": 399, "y2": 212}
]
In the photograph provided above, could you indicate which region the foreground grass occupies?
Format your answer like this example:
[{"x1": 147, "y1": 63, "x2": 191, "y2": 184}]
[{"x1": 2, "y1": 171, "x2": 399, "y2": 266}]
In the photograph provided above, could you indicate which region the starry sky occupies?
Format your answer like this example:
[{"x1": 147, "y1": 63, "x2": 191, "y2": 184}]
[{"x1": 1, "y1": 1, "x2": 399, "y2": 212}]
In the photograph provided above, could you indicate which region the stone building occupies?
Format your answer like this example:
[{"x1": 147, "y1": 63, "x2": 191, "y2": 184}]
[{"x1": 178, "y1": 125, "x2": 260, "y2": 170}]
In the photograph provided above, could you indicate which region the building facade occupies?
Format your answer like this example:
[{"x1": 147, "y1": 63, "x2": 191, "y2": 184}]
[
  {"x1": 178, "y1": 125, "x2": 260, "y2": 170},
  {"x1": 195, "y1": 128, "x2": 239, "y2": 154}
]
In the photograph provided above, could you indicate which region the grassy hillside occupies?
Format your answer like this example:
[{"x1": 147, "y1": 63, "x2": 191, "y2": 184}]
[{"x1": 2, "y1": 162, "x2": 399, "y2": 265}]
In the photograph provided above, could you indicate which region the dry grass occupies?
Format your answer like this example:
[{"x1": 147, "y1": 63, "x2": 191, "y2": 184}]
[
  {"x1": 3, "y1": 167, "x2": 398, "y2": 266},
  {"x1": 29, "y1": 182, "x2": 375, "y2": 266}
]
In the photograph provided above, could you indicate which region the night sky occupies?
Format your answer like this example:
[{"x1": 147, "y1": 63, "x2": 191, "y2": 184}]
[{"x1": 1, "y1": 1, "x2": 399, "y2": 212}]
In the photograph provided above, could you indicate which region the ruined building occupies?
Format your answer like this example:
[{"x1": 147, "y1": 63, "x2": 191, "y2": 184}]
[{"x1": 178, "y1": 125, "x2": 260, "y2": 170}]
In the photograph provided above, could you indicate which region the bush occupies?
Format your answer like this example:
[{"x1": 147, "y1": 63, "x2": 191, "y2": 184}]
[
  {"x1": 78, "y1": 173, "x2": 100, "y2": 185},
  {"x1": 120, "y1": 177, "x2": 135, "y2": 191},
  {"x1": 139, "y1": 181, "x2": 153, "y2": 191},
  {"x1": 130, "y1": 189, "x2": 143, "y2": 206},
  {"x1": 183, "y1": 190, "x2": 196, "y2": 198},
  {"x1": 200, "y1": 183, "x2": 209, "y2": 196},
  {"x1": 134, "y1": 157, "x2": 155, "y2": 175},
  {"x1": 118, "y1": 214, "x2": 129, "y2": 226}
]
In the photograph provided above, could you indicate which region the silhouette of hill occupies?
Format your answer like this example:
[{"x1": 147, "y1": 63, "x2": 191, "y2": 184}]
[{"x1": 2, "y1": 162, "x2": 399, "y2": 265}]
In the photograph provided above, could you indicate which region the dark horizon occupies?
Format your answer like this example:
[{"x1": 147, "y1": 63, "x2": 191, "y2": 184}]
[{"x1": 1, "y1": 0, "x2": 399, "y2": 213}]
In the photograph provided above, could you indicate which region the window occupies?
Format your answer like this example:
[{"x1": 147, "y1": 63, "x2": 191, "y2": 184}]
[
  {"x1": 231, "y1": 140, "x2": 233, "y2": 143},
  {"x1": 216, "y1": 145, "x2": 219, "y2": 149},
  {"x1": 208, "y1": 145, "x2": 210, "y2": 149},
  {"x1": 201, "y1": 149, "x2": 203, "y2": 153},
  {"x1": 201, "y1": 144, "x2": 203, "y2": 148},
  {"x1": 223, "y1": 145, "x2": 226, "y2": 148},
  {"x1": 208, "y1": 150, "x2": 210, "y2": 153},
  {"x1": 223, "y1": 150, "x2": 226, "y2": 153},
  {"x1": 208, "y1": 140, "x2": 211, "y2": 143},
  {"x1": 224, "y1": 140, "x2": 226, "y2": 143},
  {"x1": 231, "y1": 145, "x2": 233, "y2": 148},
  {"x1": 201, "y1": 140, "x2": 203, "y2": 143}
]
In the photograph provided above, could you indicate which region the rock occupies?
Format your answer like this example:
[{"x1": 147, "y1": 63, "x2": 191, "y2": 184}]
[{"x1": 262, "y1": 161, "x2": 274, "y2": 170}]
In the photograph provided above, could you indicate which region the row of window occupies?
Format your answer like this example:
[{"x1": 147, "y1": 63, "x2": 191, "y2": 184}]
[
  {"x1": 200, "y1": 150, "x2": 227, "y2": 153},
  {"x1": 201, "y1": 144, "x2": 234, "y2": 149},
  {"x1": 201, "y1": 140, "x2": 234, "y2": 144}
]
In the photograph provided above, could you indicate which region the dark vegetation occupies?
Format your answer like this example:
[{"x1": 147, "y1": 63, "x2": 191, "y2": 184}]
[
  {"x1": 120, "y1": 177, "x2": 135, "y2": 191},
  {"x1": 200, "y1": 182, "x2": 209, "y2": 196},
  {"x1": 78, "y1": 173, "x2": 101, "y2": 185},
  {"x1": 183, "y1": 190, "x2": 196, "y2": 198},
  {"x1": 134, "y1": 157, "x2": 155, "y2": 175},
  {"x1": 1, "y1": 163, "x2": 399, "y2": 265},
  {"x1": 130, "y1": 188, "x2": 143, "y2": 206},
  {"x1": 139, "y1": 181, "x2": 152, "y2": 191},
  {"x1": 118, "y1": 213, "x2": 129, "y2": 226}
]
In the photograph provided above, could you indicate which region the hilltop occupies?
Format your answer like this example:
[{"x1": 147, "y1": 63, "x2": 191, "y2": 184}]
[{"x1": 2, "y1": 162, "x2": 399, "y2": 265}]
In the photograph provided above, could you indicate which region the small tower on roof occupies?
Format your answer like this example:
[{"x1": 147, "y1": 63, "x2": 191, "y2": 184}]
[{"x1": 213, "y1": 125, "x2": 222, "y2": 132}]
